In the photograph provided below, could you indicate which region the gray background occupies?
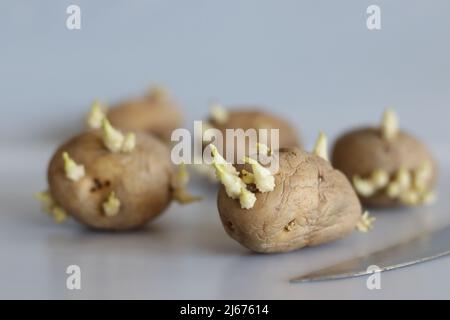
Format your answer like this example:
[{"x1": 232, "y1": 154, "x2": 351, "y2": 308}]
[{"x1": 0, "y1": 1, "x2": 449, "y2": 299}]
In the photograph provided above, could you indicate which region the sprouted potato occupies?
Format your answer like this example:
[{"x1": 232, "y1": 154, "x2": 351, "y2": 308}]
[
  {"x1": 204, "y1": 103, "x2": 301, "y2": 151},
  {"x1": 212, "y1": 133, "x2": 368, "y2": 253},
  {"x1": 36, "y1": 119, "x2": 198, "y2": 230},
  {"x1": 332, "y1": 109, "x2": 437, "y2": 207},
  {"x1": 86, "y1": 86, "x2": 183, "y2": 143}
]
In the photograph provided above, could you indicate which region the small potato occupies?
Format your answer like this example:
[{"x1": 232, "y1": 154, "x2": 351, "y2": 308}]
[
  {"x1": 106, "y1": 87, "x2": 183, "y2": 142},
  {"x1": 205, "y1": 106, "x2": 301, "y2": 153},
  {"x1": 47, "y1": 130, "x2": 174, "y2": 230},
  {"x1": 332, "y1": 109, "x2": 437, "y2": 207},
  {"x1": 217, "y1": 146, "x2": 362, "y2": 253}
]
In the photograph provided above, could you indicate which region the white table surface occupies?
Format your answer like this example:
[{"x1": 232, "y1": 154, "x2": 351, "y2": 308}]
[
  {"x1": 0, "y1": 142, "x2": 449, "y2": 299},
  {"x1": 1, "y1": 1, "x2": 450, "y2": 299}
]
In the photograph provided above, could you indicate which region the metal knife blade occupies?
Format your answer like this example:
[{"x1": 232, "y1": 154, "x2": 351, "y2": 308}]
[{"x1": 290, "y1": 224, "x2": 450, "y2": 283}]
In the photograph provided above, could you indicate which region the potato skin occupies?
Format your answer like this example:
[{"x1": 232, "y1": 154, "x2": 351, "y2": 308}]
[
  {"x1": 217, "y1": 147, "x2": 361, "y2": 253},
  {"x1": 332, "y1": 128, "x2": 437, "y2": 207},
  {"x1": 107, "y1": 95, "x2": 182, "y2": 143},
  {"x1": 48, "y1": 130, "x2": 174, "y2": 230},
  {"x1": 210, "y1": 109, "x2": 301, "y2": 150}
]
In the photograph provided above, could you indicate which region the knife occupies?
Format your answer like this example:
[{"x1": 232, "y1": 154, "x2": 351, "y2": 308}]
[{"x1": 290, "y1": 224, "x2": 450, "y2": 283}]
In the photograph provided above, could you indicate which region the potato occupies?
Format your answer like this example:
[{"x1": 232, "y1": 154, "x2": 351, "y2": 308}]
[
  {"x1": 332, "y1": 109, "x2": 437, "y2": 207},
  {"x1": 105, "y1": 87, "x2": 182, "y2": 143},
  {"x1": 47, "y1": 129, "x2": 174, "y2": 230},
  {"x1": 216, "y1": 146, "x2": 362, "y2": 253},
  {"x1": 204, "y1": 107, "x2": 301, "y2": 158},
  {"x1": 192, "y1": 106, "x2": 302, "y2": 182}
]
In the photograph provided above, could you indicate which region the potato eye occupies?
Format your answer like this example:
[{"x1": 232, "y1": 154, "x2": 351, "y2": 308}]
[
  {"x1": 284, "y1": 220, "x2": 297, "y2": 232},
  {"x1": 94, "y1": 178, "x2": 102, "y2": 189},
  {"x1": 226, "y1": 221, "x2": 235, "y2": 232},
  {"x1": 318, "y1": 172, "x2": 324, "y2": 183},
  {"x1": 90, "y1": 178, "x2": 111, "y2": 192}
]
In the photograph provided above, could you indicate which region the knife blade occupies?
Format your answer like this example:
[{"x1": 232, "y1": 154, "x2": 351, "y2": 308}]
[{"x1": 290, "y1": 224, "x2": 450, "y2": 283}]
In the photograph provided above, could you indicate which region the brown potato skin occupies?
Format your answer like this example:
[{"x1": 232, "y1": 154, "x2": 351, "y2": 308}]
[
  {"x1": 48, "y1": 130, "x2": 174, "y2": 230},
  {"x1": 107, "y1": 95, "x2": 183, "y2": 142},
  {"x1": 210, "y1": 109, "x2": 301, "y2": 152},
  {"x1": 217, "y1": 147, "x2": 361, "y2": 253},
  {"x1": 331, "y1": 128, "x2": 437, "y2": 207}
]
